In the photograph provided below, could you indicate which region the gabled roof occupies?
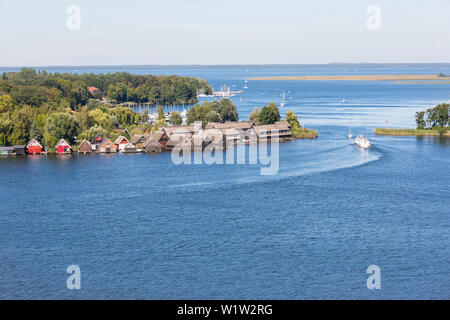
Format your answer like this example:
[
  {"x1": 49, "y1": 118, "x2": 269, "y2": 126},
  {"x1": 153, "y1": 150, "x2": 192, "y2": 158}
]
[
  {"x1": 152, "y1": 130, "x2": 168, "y2": 141},
  {"x1": 26, "y1": 139, "x2": 43, "y2": 148},
  {"x1": 143, "y1": 136, "x2": 162, "y2": 148},
  {"x1": 130, "y1": 134, "x2": 150, "y2": 145},
  {"x1": 98, "y1": 138, "x2": 115, "y2": 149},
  {"x1": 114, "y1": 135, "x2": 128, "y2": 145},
  {"x1": 78, "y1": 139, "x2": 91, "y2": 147},
  {"x1": 92, "y1": 134, "x2": 104, "y2": 144},
  {"x1": 274, "y1": 121, "x2": 291, "y2": 130},
  {"x1": 206, "y1": 121, "x2": 255, "y2": 130},
  {"x1": 55, "y1": 138, "x2": 71, "y2": 149},
  {"x1": 163, "y1": 125, "x2": 195, "y2": 136}
]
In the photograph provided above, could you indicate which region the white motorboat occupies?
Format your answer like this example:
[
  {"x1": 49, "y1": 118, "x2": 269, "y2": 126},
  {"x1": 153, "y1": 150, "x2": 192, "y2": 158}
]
[{"x1": 354, "y1": 135, "x2": 371, "y2": 149}]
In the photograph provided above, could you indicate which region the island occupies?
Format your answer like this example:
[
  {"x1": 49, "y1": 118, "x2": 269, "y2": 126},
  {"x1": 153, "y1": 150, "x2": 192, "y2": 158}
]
[{"x1": 375, "y1": 103, "x2": 450, "y2": 137}]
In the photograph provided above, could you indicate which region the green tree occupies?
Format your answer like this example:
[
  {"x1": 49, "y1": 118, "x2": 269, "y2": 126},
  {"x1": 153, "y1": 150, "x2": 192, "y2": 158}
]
[
  {"x1": 44, "y1": 112, "x2": 80, "y2": 145},
  {"x1": 210, "y1": 99, "x2": 238, "y2": 122},
  {"x1": 157, "y1": 105, "x2": 165, "y2": 121},
  {"x1": 415, "y1": 111, "x2": 426, "y2": 129},
  {"x1": 249, "y1": 107, "x2": 260, "y2": 123},
  {"x1": 0, "y1": 118, "x2": 13, "y2": 146},
  {"x1": 170, "y1": 111, "x2": 182, "y2": 125},
  {"x1": 29, "y1": 119, "x2": 42, "y2": 141},
  {"x1": 258, "y1": 103, "x2": 280, "y2": 125},
  {"x1": 286, "y1": 111, "x2": 301, "y2": 129}
]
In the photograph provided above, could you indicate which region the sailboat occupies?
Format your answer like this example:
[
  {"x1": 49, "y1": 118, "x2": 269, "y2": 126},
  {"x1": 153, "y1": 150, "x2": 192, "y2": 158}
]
[
  {"x1": 280, "y1": 92, "x2": 287, "y2": 108},
  {"x1": 244, "y1": 80, "x2": 248, "y2": 89},
  {"x1": 347, "y1": 126, "x2": 353, "y2": 139}
]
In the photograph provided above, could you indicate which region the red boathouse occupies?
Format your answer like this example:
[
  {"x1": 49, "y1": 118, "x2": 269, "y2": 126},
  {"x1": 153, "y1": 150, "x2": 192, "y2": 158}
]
[
  {"x1": 26, "y1": 139, "x2": 43, "y2": 154},
  {"x1": 55, "y1": 138, "x2": 71, "y2": 154}
]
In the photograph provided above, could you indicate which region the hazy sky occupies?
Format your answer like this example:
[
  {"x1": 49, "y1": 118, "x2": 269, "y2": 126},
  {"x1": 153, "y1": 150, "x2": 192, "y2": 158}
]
[{"x1": 1, "y1": 0, "x2": 449, "y2": 66}]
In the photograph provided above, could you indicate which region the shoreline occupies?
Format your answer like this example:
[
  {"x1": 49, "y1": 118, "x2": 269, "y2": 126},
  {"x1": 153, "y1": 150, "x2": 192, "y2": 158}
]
[
  {"x1": 249, "y1": 75, "x2": 450, "y2": 81},
  {"x1": 374, "y1": 128, "x2": 450, "y2": 136}
]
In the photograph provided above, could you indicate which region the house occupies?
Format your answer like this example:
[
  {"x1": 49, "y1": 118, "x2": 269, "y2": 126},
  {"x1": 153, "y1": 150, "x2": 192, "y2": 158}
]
[
  {"x1": 143, "y1": 136, "x2": 163, "y2": 153},
  {"x1": 55, "y1": 139, "x2": 71, "y2": 154},
  {"x1": 98, "y1": 138, "x2": 117, "y2": 153},
  {"x1": 130, "y1": 134, "x2": 151, "y2": 149},
  {"x1": 205, "y1": 121, "x2": 256, "y2": 143},
  {"x1": 78, "y1": 139, "x2": 92, "y2": 154},
  {"x1": 91, "y1": 134, "x2": 105, "y2": 152},
  {"x1": 0, "y1": 147, "x2": 14, "y2": 156},
  {"x1": 203, "y1": 128, "x2": 240, "y2": 149},
  {"x1": 13, "y1": 145, "x2": 26, "y2": 155},
  {"x1": 120, "y1": 142, "x2": 137, "y2": 153},
  {"x1": 88, "y1": 87, "x2": 102, "y2": 98},
  {"x1": 162, "y1": 125, "x2": 196, "y2": 150},
  {"x1": 274, "y1": 121, "x2": 292, "y2": 141},
  {"x1": 26, "y1": 139, "x2": 43, "y2": 154},
  {"x1": 169, "y1": 136, "x2": 192, "y2": 152},
  {"x1": 114, "y1": 136, "x2": 129, "y2": 151},
  {"x1": 151, "y1": 130, "x2": 169, "y2": 149},
  {"x1": 254, "y1": 122, "x2": 292, "y2": 142}
]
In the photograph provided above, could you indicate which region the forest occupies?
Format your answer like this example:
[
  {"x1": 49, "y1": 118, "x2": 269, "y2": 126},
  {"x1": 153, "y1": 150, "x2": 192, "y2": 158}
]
[{"x1": 0, "y1": 68, "x2": 212, "y2": 148}]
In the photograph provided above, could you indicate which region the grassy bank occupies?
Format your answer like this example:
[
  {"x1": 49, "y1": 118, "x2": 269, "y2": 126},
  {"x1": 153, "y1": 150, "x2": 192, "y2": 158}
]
[
  {"x1": 374, "y1": 128, "x2": 450, "y2": 136},
  {"x1": 292, "y1": 128, "x2": 318, "y2": 139}
]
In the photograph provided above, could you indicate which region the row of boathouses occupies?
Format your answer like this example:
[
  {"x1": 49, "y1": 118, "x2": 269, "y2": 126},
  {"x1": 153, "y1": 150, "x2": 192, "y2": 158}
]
[{"x1": 0, "y1": 121, "x2": 293, "y2": 156}]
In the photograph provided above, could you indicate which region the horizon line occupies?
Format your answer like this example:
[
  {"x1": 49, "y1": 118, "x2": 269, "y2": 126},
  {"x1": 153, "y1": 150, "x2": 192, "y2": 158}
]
[{"x1": 2, "y1": 62, "x2": 450, "y2": 69}]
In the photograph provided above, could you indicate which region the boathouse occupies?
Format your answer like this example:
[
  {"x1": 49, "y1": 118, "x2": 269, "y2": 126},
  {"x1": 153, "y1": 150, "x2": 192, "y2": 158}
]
[
  {"x1": 13, "y1": 145, "x2": 26, "y2": 155},
  {"x1": 114, "y1": 136, "x2": 129, "y2": 151},
  {"x1": 55, "y1": 139, "x2": 71, "y2": 154},
  {"x1": 143, "y1": 137, "x2": 163, "y2": 153},
  {"x1": 130, "y1": 134, "x2": 151, "y2": 149},
  {"x1": 26, "y1": 139, "x2": 43, "y2": 154},
  {"x1": 98, "y1": 138, "x2": 117, "y2": 153},
  {"x1": 78, "y1": 139, "x2": 92, "y2": 154},
  {"x1": 120, "y1": 142, "x2": 137, "y2": 153},
  {"x1": 91, "y1": 134, "x2": 105, "y2": 152},
  {"x1": 151, "y1": 130, "x2": 169, "y2": 149},
  {"x1": 0, "y1": 147, "x2": 14, "y2": 156}
]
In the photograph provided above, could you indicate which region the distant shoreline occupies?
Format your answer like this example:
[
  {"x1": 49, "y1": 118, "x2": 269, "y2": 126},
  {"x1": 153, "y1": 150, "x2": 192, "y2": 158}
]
[
  {"x1": 249, "y1": 75, "x2": 450, "y2": 81},
  {"x1": 374, "y1": 128, "x2": 450, "y2": 136}
]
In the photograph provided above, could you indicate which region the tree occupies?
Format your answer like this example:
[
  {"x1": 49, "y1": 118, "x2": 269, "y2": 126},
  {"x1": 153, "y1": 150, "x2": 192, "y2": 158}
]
[
  {"x1": 0, "y1": 95, "x2": 16, "y2": 114},
  {"x1": 44, "y1": 112, "x2": 80, "y2": 145},
  {"x1": 415, "y1": 111, "x2": 426, "y2": 129},
  {"x1": 268, "y1": 102, "x2": 281, "y2": 121},
  {"x1": 170, "y1": 112, "x2": 182, "y2": 125},
  {"x1": 258, "y1": 103, "x2": 280, "y2": 125},
  {"x1": 210, "y1": 99, "x2": 238, "y2": 122},
  {"x1": 286, "y1": 111, "x2": 301, "y2": 129},
  {"x1": 29, "y1": 119, "x2": 42, "y2": 141},
  {"x1": 78, "y1": 125, "x2": 107, "y2": 142},
  {"x1": 157, "y1": 105, "x2": 165, "y2": 121},
  {"x1": 249, "y1": 107, "x2": 260, "y2": 123},
  {"x1": 0, "y1": 118, "x2": 13, "y2": 146}
]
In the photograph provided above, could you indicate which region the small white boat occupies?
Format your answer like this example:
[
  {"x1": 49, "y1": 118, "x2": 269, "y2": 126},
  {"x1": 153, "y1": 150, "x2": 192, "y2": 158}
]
[
  {"x1": 354, "y1": 135, "x2": 371, "y2": 149},
  {"x1": 280, "y1": 92, "x2": 287, "y2": 108},
  {"x1": 348, "y1": 133, "x2": 353, "y2": 139}
]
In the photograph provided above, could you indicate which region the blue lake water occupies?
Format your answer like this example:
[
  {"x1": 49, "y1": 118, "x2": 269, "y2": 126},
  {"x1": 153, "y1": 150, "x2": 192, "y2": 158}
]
[{"x1": 0, "y1": 64, "x2": 449, "y2": 299}]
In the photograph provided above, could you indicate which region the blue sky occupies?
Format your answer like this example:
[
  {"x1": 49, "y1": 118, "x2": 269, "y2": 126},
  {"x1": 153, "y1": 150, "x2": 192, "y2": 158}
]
[{"x1": 1, "y1": 0, "x2": 449, "y2": 66}]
